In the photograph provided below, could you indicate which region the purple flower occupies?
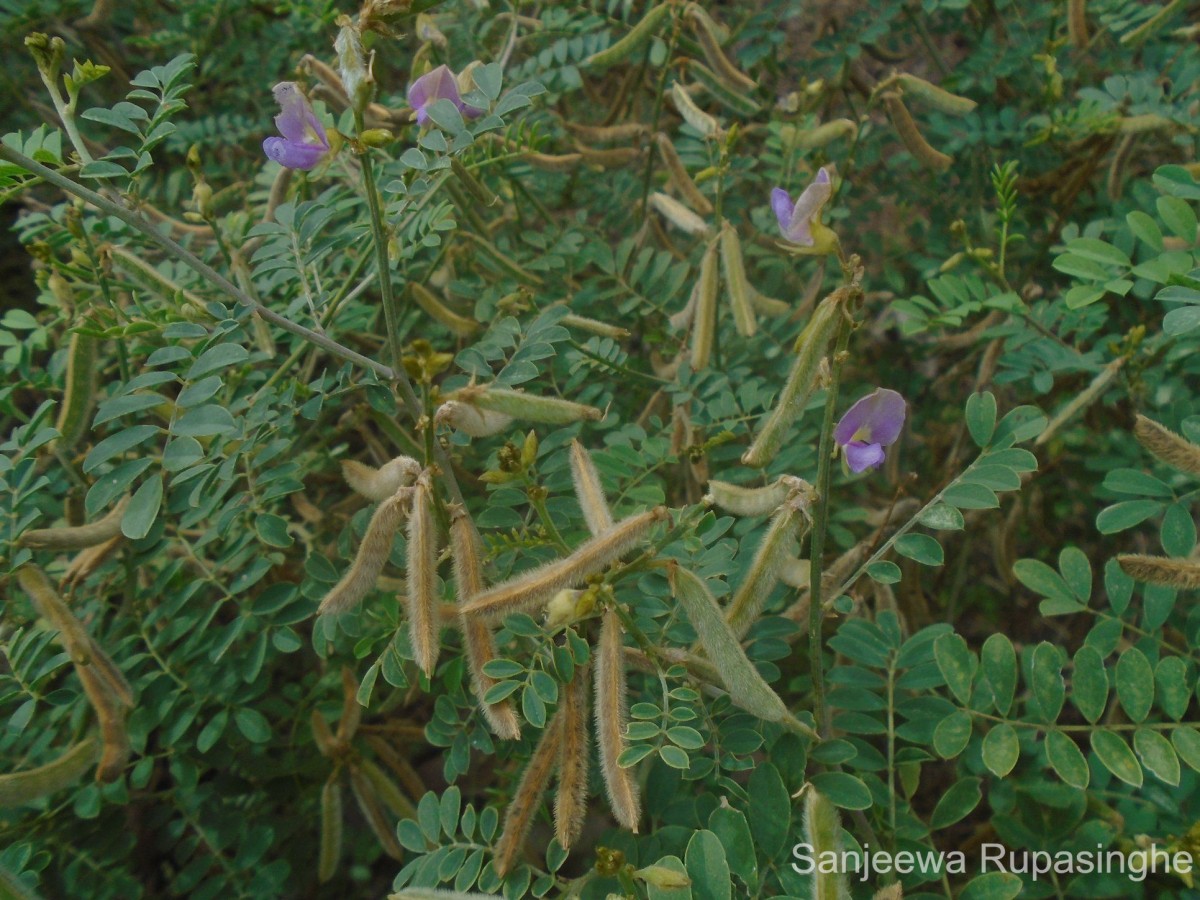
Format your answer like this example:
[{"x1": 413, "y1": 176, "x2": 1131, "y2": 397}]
[
  {"x1": 262, "y1": 82, "x2": 329, "y2": 171},
  {"x1": 834, "y1": 388, "x2": 906, "y2": 473},
  {"x1": 407, "y1": 64, "x2": 484, "y2": 125},
  {"x1": 771, "y1": 167, "x2": 834, "y2": 247}
]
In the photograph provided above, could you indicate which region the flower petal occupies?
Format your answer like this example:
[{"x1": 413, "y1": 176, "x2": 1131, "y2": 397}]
[
  {"x1": 784, "y1": 167, "x2": 833, "y2": 244},
  {"x1": 272, "y1": 82, "x2": 326, "y2": 147},
  {"x1": 407, "y1": 64, "x2": 462, "y2": 116},
  {"x1": 835, "y1": 388, "x2": 906, "y2": 448},
  {"x1": 263, "y1": 137, "x2": 327, "y2": 171},
  {"x1": 771, "y1": 187, "x2": 794, "y2": 234},
  {"x1": 844, "y1": 441, "x2": 885, "y2": 472}
]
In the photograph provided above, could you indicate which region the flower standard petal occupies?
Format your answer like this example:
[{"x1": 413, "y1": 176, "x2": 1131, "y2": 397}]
[
  {"x1": 272, "y1": 82, "x2": 328, "y2": 147},
  {"x1": 408, "y1": 64, "x2": 462, "y2": 124},
  {"x1": 264, "y1": 82, "x2": 329, "y2": 171},
  {"x1": 835, "y1": 388, "x2": 906, "y2": 447},
  {"x1": 784, "y1": 167, "x2": 833, "y2": 244}
]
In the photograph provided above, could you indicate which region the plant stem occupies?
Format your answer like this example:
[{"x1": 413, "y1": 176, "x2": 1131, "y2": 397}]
[
  {"x1": 807, "y1": 276, "x2": 857, "y2": 737},
  {"x1": 0, "y1": 145, "x2": 393, "y2": 379},
  {"x1": 356, "y1": 140, "x2": 403, "y2": 376}
]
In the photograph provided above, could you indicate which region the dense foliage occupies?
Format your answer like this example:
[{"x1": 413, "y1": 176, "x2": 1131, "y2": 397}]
[{"x1": 1, "y1": 0, "x2": 1199, "y2": 898}]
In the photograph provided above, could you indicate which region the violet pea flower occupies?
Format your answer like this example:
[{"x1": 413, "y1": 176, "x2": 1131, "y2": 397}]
[
  {"x1": 407, "y1": 64, "x2": 484, "y2": 125},
  {"x1": 834, "y1": 388, "x2": 906, "y2": 473},
  {"x1": 770, "y1": 167, "x2": 836, "y2": 253},
  {"x1": 262, "y1": 82, "x2": 329, "y2": 171}
]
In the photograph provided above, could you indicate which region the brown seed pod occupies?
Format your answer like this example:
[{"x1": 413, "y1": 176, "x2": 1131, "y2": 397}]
[
  {"x1": 1134, "y1": 414, "x2": 1200, "y2": 476},
  {"x1": 595, "y1": 609, "x2": 640, "y2": 832},
  {"x1": 450, "y1": 507, "x2": 522, "y2": 739},
  {"x1": 554, "y1": 664, "x2": 591, "y2": 850},
  {"x1": 460, "y1": 507, "x2": 667, "y2": 621},
  {"x1": 569, "y1": 440, "x2": 614, "y2": 536},
  {"x1": 317, "y1": 488, "x2": 411, "y2": 616},
  {"x1": 690, "y1": 238, "x2": 720, "y2": 370},
  {"x1": 883, "y1": 92, "x2": 953, "y2": 172},
  {"x1": 20, "y1": 496, "x2": 129, "y2": 550},
  {"x1": 407, "y1": 473, "x2": 440, "y2": 679},
  {"x1": 1117, "y1": 555, "x2": 1200, "y2": 589},
  {"x1": 494, "y1": 715, "x2": 563, "y2": 876}
]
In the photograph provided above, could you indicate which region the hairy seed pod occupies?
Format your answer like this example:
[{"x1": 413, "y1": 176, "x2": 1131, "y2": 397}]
[
  {"x1": 318, "y1": 776, "x2": 343, "y2": 883},
  {"x1": 17, "y1": 566, "x2": 133, "y2": 705},
  {"x1": 668, "y1": 564, "x2": 790, "y2": 722},
  {"x1": 583, "y1": 3, "x2": 672, "y2": 69},
  {"x1": 1107, "y1": 132, "x2": 1136, "y2": 200},
  {"x1": 569, "y1": 440, "x2": 614, "y2": 535},
  {"x1": 779, "y1": 555, "x2": 812, "y2": 589},
  {"x1": 1118, "y1": 555, "x2": 1200, "y2": 589},
  {"x1": 719, "y1": 223, "x2": 757, "y2": 337},
  {"x1": 363, "y1": 735, "x2": 428, "y2": 802},
  {"x1": 358, "y1": 758, "x2": 417, "y2": 819},
  {"x1": 704, "y1": 475, "x2": 810, "y2": 517},
  {"x1": 1117, "y1": 114, "x2": 1175, "y2": 134},
  {"x1": 749, "y1": 285, "x2": 791, "y2": 317},
  {"x1": 726, "y1": 492, "x2": 815, "y2": 639},
  {"x1": 341, "y1": 456, "x2": 421, "y2": 502},
  {"x1": 336, "y1": 666, "x2": 362, "y2": 741},
  {"x1": 62, "y1": 535, "x2": 123, "y2": 588},
  {"x1": 742, "y1": 290, "x2": 845, "y2": 467},
  {"x1": 564, "y1": 120, "x2": 649, "y2": 142},
  {"x1": 873, "y1": 885, "x2": 904, "y2": 900},
  {"x1": 669, "y1": 279, "x2": 699, "y2": 332},
  {"x1": 1134, "y1": 415, "x2": 1200, "y2": 476},
  {"x1": 435, "y1": 401, "x2": 514, "y2": 437},
  {"x1": 1035, "y1": 357, "x2": 1125, "y2": 447},
  {"x1": 649, "y1": 192, "x2": 710, "y2": 236},
  {"x1": 19, "y1": 566, "x2": 141, "y2": 786},
  {"x1": 409, "y1": 283, "x2": 480, "y2": 337},
  {"x1": 311, "y1": 710, "x2": 338, "y2": 757},
  {"x1": 559, "y1": 313, "x2": 630, "y2": 339},
  {"x1": 464, "y1": 386, "x2": 602, "y2": 425},
  {"x1": 883, "y1": 93, "x2": 952, "y2": 172},
  {"x1": 107, "y1": 245, "x2": 207, "y2": 311},
  {"x1": 317, "y1": 488, "x2": 411, "y2": 615},
  {"x1": 690, "y1": 239, "x2": 720, "y2": 370},
  {"x1": 461, "y1": 508, "x2": 668, "y2": 621},
  {"x1": 461, "y1": 230, "x2": 547, "y2": 287},
  {"x1": 787, "y1": 118, "x2": 859, "y2": 150},
  {"x1": 573, "y1": 141, "x2": 644, "y2": 167},
  {"x1": 0, "y1": 736, "x2": 99, "y2": 807},
  {"x1": 451, "y1": 507, "x2": 522, "y2": 739},
  {"x1": 595, "y1": 609, "x2": 641, "y2": 831},
  {"x1": 1067, "y1": 0, "x2": 1088, "y2": 46},
  {"x1": 803, "y1": 788, "x2": 850, "y2": 900},
  {"x1": 655, "y1": 133, "x2": 713, "y2": 215},
  {"x1": 495, "y1": 715, "x2": 563, "y2": 876},
  {"x1": 686, "y1": 6, "x2": 757, "y2": 93},
  {"x1": 348, "y1": 766, "x2": 404, "y2": 859},
  {"x1": 522, "y1": 150, "x2": 583, "y2": 172},
  {"x1": 450, "y1": 157, "x2": 498, "y2": 207},
  {"x1": 76, "y1": 664, "x2": 130, "y2": 783},
  {"x1": 20, "y1": 495, "x2": 129, "y2": 550},
  {"x1": 54, "y1": 330, "x2": 99, "y2": 452},
  {"x1": 669, "y1": 82, "x2": 720, "y2": 137},
  {"x1": 897, "y1": 74, "x2": 977, "y2": 116},
  {"x1": 686, "y1": 60, "x2": 761, "y2": 117},
  {"x1": 407, "y1": 474, "x2": 440, "y2": 679},
  {"x1": 554, "y1": 664, "x2": 591, "y2": 849}
]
